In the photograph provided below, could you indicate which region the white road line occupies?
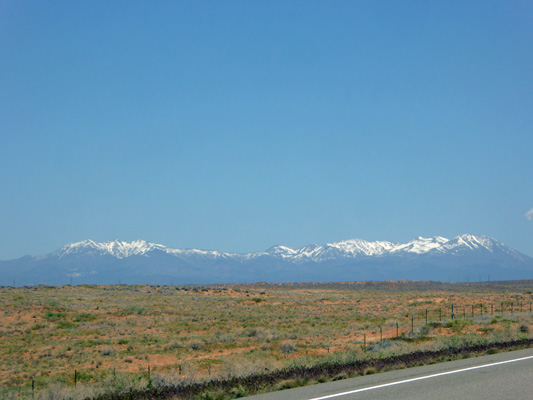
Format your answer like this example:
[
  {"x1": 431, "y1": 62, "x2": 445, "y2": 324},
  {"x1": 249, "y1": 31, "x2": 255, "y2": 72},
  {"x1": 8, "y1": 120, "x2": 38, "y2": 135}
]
[{"x1": 306, "y1": 355, "x2": 533, "y2": 400}]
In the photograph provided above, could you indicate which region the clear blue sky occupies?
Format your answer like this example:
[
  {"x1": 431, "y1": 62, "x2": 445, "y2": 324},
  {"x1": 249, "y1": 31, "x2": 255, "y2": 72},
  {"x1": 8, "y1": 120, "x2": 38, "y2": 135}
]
[{"x1": 1, "y1": 1, "x2": 532, "y2": 260}]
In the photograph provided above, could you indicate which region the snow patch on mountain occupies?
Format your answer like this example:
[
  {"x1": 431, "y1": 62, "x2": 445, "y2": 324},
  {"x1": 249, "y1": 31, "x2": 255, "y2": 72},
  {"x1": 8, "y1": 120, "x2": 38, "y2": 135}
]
[
  {"x1": 326, "y1": 239, "x2": 397, "y2": 256},
  {"x1": 390, "y1": 236, "x2": 448, "y2": 254}
]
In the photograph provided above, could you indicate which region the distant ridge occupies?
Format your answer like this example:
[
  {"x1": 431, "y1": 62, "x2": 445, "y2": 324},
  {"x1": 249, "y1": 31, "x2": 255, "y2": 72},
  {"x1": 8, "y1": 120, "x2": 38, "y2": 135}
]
[{"x1": 1, "y1": 235, "x2": 532, "y2": 286}]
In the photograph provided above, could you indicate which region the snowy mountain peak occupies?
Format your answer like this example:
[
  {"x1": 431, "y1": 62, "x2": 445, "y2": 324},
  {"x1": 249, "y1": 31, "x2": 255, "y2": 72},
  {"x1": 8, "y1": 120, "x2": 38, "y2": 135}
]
[
  {"x1": 320, "y1": 235, "x2": 509, "y2": 257},
  {"x1": 326, "y1": 239, "x2": 398, "y2": 256},
  {"x1": 391, "y1": 236, "x2": 450, "y2": 254},
  {"x1": 55, "y1": 239, "x2": 167, "y2": 259},
  {"x1": 454, "y1": 234, "x2": 495, "y2": 247},
  {"x1": 441, "y1": 234, "x2": 515, "y2": 255}
]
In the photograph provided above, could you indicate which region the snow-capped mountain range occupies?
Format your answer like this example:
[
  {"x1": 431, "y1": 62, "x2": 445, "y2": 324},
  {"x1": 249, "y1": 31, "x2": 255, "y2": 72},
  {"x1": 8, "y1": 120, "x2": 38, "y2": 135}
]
[
  {"x1": 51, "y1": 234, "x2": 524, "y2": 261},
  {"x1": 1, "y1": 235, "x2": 532, "y2": 285}
]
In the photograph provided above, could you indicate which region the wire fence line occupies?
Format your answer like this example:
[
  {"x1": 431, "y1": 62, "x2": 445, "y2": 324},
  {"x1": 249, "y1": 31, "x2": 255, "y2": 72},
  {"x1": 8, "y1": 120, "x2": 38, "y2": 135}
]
[{"x1": 358, "y1": 301, "x2": 533, "y2": 349}]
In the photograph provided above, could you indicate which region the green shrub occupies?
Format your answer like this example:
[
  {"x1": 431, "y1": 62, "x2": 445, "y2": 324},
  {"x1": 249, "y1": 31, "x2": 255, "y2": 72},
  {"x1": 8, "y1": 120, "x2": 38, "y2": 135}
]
[
  {"x1": 44, "y1": 312, "x2": 65, "y2": 321},
  {"x1": 73, "y1": 313, "x2": 97, "y2": 322},
  {"x1": 280, "y1": 342, "x2": 297, "y2": 354},
  {"x1": 57, "y1": 321, "x2": 75, "y2": 329},
  {"x1": 444, "y1": 319, "x2": 468, "y2": 333},
  {"x1": 188, "y1": 340, "x2": 205, "y2": 350}
]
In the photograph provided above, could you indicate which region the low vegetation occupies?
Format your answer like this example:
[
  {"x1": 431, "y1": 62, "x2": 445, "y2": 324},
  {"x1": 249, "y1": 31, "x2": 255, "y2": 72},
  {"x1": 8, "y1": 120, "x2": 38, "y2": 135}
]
[{"x1": 0, "y1": 280, "x2": 532, "y2": 399}]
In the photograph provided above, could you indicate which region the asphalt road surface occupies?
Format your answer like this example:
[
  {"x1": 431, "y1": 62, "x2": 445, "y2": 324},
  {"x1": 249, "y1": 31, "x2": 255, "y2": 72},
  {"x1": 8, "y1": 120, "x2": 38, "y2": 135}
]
[{"x1": 245, "y1": 348, "x2": 533, "y2": 400}]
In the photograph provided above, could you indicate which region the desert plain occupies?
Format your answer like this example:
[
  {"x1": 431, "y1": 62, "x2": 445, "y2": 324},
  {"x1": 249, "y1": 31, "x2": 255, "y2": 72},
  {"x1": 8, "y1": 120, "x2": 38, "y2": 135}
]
[{"x1": 1, "y1": 280, "x2": 532, "y2": 399}]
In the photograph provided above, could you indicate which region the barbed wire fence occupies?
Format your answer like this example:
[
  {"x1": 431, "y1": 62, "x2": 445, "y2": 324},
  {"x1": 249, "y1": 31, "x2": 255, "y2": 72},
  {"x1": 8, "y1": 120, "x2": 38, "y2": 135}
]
[{"x1": 359, "y1": 300, "x2": 533, "y2": 350}]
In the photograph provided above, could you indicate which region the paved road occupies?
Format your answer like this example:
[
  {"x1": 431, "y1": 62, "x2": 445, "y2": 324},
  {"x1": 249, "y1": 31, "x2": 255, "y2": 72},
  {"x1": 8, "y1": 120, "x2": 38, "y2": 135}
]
[{"x1": 245, "y1": 348, "x2": 533, "y2": 400}]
